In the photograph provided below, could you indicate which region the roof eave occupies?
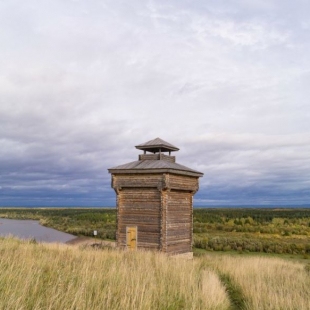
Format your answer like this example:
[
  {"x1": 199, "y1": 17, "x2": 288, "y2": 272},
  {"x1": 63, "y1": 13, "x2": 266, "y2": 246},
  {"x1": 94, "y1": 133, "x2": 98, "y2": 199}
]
[
  {"x1": 108, "y1": 168, "x2": 203, "y2": 177},
  {"x1": 135, "y1": 145, "x2": 179, "y2": 152}
]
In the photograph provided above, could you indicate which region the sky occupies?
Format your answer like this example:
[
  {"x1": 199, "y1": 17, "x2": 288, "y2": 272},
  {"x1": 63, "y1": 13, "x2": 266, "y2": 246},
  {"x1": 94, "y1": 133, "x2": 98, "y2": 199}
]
[{"x1": 1, "y1": 0, "x2": 310, "y2": 207}]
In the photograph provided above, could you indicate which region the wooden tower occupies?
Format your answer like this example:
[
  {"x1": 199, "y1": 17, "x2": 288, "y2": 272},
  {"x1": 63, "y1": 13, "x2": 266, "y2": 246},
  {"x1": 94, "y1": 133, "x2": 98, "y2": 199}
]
[{"x1": 108, "y1": 138, "x2": 203, "y2": 255}]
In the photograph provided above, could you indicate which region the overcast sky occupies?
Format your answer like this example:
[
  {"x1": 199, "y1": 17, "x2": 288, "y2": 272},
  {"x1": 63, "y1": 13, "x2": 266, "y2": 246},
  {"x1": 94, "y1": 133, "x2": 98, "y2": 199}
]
[{"x1": 1, "y1": 0, "x2": 310, "y2": 207}]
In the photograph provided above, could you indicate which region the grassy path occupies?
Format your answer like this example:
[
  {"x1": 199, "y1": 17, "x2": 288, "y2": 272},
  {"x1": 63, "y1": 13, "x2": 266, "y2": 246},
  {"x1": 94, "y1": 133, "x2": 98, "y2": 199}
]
[
  {"x1": 217, "y1": 273, "x2": 246, "y2": 310},
  {"x1": 203, "y1": 253, "x2": 310, "y2": 310}
]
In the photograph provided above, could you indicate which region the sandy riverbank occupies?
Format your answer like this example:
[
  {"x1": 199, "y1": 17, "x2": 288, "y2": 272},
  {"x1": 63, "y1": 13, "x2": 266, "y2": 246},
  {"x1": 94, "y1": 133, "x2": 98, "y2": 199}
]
[{"x1": 66, "y1": 236, "x2": 116, "y2": 248}]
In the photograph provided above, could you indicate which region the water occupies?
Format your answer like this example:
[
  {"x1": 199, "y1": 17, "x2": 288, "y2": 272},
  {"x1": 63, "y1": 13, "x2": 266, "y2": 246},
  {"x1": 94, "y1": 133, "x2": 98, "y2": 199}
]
[{"x1": 0, "y1": 218, "x2": 76, "y2": 243}]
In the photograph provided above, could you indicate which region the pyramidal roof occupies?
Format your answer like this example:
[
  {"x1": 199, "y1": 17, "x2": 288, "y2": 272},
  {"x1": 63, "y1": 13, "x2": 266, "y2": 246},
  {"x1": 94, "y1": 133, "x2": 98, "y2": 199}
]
[
  {"x1": 109, "y1": 137, "x2": 203, "y2": 177},
  {"x1": 135, "y1": 137, "x2": 179, "y2": 153},
  {"x1": 108, "y1": 159, "x2": 203, "y2": 177}
]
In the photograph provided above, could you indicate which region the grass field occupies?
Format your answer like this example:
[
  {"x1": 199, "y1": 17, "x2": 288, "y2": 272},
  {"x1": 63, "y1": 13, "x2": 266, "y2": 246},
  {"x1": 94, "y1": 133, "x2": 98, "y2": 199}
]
[
  {"x1": 0, "y1": 237, "x2": 229, "y2": 310},
  {"x1": 1, "y1": 237, "x2": 309, "y2": 310},
  {"x1": 206, "y1": 254, "x2": 310, "y2": 310}
]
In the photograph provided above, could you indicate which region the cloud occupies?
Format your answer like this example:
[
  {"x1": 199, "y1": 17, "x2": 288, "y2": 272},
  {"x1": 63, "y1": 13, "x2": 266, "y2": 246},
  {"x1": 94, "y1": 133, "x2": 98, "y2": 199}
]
[
  {"x1": 0, "y1": 0, "x2": 309, "y2": 206},
  {"x1": 186, "y1": 133, "x2": 310, "y2": 205}
]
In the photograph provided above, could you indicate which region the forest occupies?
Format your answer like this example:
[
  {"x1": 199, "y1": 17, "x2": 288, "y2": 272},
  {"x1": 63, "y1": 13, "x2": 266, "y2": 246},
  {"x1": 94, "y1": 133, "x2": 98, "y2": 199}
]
[{"x1": 1, "y1": 207, "x2": 310, "y2": 255}]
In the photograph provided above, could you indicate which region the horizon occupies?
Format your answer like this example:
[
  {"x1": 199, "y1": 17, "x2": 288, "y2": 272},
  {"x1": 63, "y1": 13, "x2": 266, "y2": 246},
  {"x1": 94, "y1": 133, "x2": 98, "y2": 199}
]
[{"x1": 1, "y1": 205, "x2": 310, "y2": 209}]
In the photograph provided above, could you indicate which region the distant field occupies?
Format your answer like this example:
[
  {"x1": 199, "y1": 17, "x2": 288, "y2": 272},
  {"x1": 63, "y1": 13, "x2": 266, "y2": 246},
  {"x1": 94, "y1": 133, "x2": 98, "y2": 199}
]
[
  {"x1": 0, "y1": 207, "x2": 310, "y2": 255},
  {"x1": 193, "y1": 208, "x2": 310, "y2": 256},
  {"x1": 0, "y1": 237, "x2": 309, "y2": 310}
]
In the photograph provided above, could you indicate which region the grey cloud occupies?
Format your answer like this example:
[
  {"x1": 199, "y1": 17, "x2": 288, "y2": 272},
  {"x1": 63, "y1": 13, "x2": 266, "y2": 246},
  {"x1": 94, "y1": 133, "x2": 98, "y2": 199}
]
[
  {"x1": 0, "y1": 0, "x2": 309, "y2": 206},
  {"x1": 180, "y1": 134, "x2": 310, "y2": 205}
]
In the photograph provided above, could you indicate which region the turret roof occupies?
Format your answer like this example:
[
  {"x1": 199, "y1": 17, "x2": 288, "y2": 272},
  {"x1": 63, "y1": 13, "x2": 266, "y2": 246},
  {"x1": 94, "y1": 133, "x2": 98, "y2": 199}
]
[
  {"x1": 108, "y1": 137, "x2": 203, "y2": 177},
  {"x1": 135, "y1": 137, "x2": 179, "y2": 153}
]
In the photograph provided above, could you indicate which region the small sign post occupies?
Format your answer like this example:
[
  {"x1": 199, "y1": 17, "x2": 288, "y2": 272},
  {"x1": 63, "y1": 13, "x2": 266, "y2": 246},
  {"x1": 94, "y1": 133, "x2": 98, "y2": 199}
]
[{"x1": 94, "y1": 230, "x2": 97, "y2": 238}]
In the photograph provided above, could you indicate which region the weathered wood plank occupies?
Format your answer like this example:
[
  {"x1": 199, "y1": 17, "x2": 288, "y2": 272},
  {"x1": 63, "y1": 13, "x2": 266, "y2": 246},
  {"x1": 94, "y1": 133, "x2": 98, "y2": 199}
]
[{"x1": 112, "y1": 170, "x2": 199, "y2": 254}]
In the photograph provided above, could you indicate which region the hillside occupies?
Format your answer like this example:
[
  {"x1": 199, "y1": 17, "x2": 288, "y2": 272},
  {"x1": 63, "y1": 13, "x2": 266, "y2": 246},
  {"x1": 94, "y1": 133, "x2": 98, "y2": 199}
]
[{"x1": 1, "y1": 237, "x2": 309, "y2": 310}]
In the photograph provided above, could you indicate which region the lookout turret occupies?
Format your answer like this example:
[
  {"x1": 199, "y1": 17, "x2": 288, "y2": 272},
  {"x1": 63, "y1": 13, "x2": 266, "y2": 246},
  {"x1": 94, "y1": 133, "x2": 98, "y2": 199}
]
[{"x1": 108, "y1": 138, "x2": 203, "y2": 256}]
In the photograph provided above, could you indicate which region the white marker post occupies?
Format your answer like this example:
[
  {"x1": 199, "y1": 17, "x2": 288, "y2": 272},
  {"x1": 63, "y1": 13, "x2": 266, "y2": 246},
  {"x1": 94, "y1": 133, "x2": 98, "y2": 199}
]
[{"x1": 94, "y1": 230, "x2": 97, "y2": 238}]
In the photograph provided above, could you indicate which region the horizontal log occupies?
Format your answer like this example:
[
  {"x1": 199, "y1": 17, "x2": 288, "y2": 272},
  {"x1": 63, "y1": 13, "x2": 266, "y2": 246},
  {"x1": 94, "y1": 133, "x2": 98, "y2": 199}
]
[
  {"x1": 120, "y1": 215, "x2": 160, "y2": 219},
  {"x1": 167, "y1": 235, "x2": 191, "y2": 241},
  {"x1": 166, "y1": 225, "x2": 191, "y2": 231}
]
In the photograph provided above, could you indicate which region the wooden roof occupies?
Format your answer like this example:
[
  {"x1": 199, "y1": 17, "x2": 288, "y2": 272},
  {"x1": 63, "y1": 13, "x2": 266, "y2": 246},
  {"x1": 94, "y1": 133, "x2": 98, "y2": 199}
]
[
  {"x1": 108, "y1": 137, "x2": 203, "y2": 177},
  {"x1": 108, "y1": 159, "x2": 203, "y2": 177},
  {"x1": 135, "y1": 137, "x2": 179, "y2": 153}
]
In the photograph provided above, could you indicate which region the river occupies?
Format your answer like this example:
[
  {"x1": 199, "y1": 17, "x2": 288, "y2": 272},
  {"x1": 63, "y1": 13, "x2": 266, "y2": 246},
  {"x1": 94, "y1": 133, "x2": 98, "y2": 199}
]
[{"x1": 0, "y1": 218, "x2": 76, "y2": 243}]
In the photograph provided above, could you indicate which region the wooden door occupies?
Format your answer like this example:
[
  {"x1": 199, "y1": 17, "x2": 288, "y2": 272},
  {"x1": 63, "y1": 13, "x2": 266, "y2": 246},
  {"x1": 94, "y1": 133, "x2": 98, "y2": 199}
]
[{"x1": 126, "y1": 226, "x2": 137, "y2": 250}]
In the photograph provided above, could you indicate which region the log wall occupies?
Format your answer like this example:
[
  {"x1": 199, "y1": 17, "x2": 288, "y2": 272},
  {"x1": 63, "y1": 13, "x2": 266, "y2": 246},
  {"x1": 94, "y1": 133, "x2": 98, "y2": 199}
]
[
  {"x1": 112, "y1": 174, "x2": 162, "y2": 189},
  {"x1": 112, "y1": 173, "x2": 199, "y2": 191},
  {"x1": 112, "y1": 173, "x2": 199, "y2": 254},
  {"x1": 166, "y1": 190, "x2": 192, "y2": 254},
  {"x1": 168, "y1": 174, "x2": 199, "y2": 192},
  {"x1": 117, "y1": 188, "x2": 161, "y2": 250}
]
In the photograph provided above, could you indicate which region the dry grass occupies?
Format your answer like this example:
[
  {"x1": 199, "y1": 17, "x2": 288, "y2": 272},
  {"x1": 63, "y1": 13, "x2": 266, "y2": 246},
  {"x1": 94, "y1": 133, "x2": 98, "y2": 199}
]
[
  {"x1": 3, "y1": 237, "x2": 308, "y2": 310},
  {"x1": 205, "y1": 254, "x2": 310, "y2": 310},
  {"x1": 0, "y1": 238, "x2": 229, "y2": 310}
]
